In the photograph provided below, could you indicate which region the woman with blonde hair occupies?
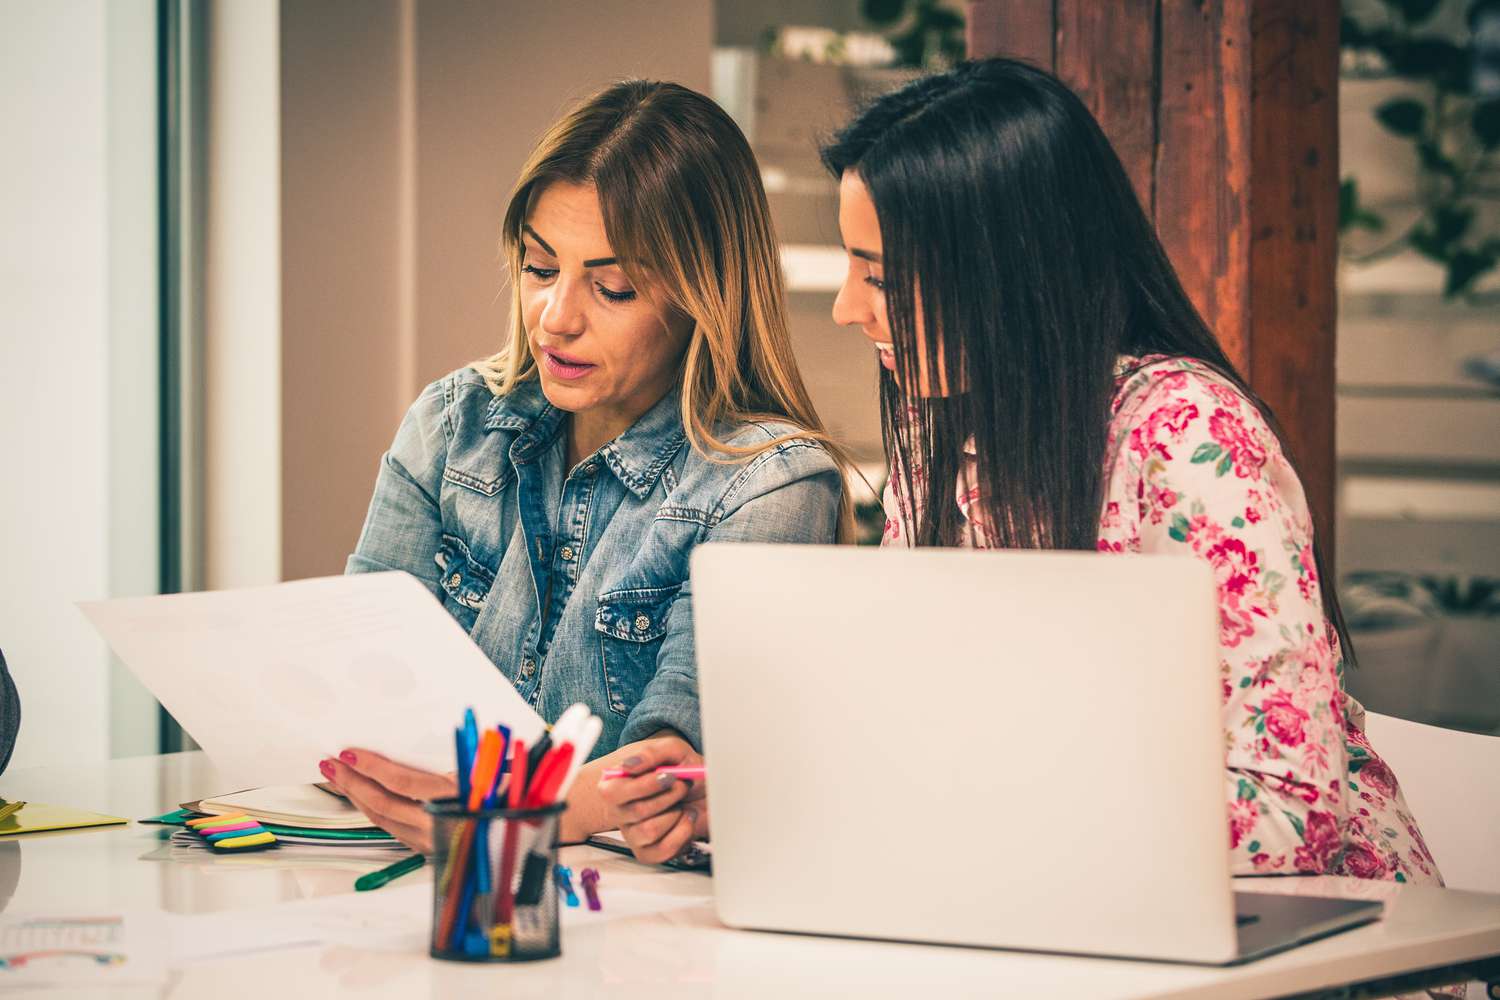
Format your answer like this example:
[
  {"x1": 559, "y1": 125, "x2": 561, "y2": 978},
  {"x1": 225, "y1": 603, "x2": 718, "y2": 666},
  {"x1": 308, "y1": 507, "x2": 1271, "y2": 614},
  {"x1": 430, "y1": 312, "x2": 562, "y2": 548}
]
[{"x1": 323, "y1": 79, "x2": 848, "y2": 862}]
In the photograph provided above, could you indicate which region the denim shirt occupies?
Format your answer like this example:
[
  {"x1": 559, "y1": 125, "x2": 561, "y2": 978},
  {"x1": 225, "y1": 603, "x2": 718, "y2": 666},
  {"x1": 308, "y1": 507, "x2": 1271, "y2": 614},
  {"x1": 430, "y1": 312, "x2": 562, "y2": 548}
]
[{"x1": 347, "y1": 367, "x2": 841, "y2": 757}]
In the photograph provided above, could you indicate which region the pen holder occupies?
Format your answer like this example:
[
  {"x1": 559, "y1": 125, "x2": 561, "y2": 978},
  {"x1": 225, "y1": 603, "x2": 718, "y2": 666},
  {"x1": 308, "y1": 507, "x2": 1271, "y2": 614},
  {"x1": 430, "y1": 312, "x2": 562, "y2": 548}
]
[{"x1": 426, "y1": 798, "x2": 566, "y2": 962}]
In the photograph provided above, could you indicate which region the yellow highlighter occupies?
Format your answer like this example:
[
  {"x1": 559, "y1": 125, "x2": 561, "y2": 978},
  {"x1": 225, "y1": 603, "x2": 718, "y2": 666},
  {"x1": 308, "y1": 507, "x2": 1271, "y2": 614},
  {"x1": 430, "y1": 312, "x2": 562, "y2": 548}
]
[{"x1": 211, "y1": 830, "x2": 277, "y2": 851}]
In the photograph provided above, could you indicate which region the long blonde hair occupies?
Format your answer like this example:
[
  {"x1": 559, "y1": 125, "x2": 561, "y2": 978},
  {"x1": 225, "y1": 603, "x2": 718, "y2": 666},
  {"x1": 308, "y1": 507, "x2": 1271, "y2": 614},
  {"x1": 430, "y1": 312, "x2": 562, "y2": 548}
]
[{"x1": 474, "y1": 79, "x2": 855, "y2": 538}]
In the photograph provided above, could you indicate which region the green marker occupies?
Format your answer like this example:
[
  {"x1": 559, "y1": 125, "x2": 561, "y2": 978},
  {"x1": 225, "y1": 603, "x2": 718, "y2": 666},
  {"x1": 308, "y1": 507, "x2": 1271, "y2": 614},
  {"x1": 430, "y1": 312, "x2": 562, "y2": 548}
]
[{"x1": 355, "y1": 853, "x2": 426, "y2": 892}]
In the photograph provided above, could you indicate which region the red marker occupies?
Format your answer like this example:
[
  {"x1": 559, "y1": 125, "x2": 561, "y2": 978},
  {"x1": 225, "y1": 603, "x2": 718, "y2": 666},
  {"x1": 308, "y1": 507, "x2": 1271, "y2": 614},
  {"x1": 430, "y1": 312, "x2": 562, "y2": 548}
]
[{"x1": 524, "y1": 743, "x2": 575, "y2": 809}]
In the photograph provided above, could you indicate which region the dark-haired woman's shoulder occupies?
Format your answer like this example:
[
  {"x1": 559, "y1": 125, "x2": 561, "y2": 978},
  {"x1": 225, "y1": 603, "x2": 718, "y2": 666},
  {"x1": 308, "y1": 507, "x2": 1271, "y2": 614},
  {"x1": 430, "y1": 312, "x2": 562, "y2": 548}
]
[
  {"x1": 1109, "y1": 354, "x2": 1289, "y2": 480},
  {"x1": 1102, "y1": 352, "x2": 1313, "y2": 555}
]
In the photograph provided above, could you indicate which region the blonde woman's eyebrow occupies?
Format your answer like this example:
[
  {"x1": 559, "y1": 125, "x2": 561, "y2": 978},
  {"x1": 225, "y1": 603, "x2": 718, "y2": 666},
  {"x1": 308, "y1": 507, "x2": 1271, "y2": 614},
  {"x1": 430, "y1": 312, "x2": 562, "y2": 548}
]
[
  {"x1": 521, "y1": 224, "x2": 618, "y2": 268},
  {"x1": 522, "y1": 225, "x2": 556, "y2": 256}
]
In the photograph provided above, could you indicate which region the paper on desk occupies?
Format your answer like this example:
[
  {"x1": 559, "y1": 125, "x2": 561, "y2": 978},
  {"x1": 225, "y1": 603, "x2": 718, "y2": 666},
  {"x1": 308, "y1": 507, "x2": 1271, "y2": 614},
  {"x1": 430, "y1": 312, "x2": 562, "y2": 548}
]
[
  {"x1": 0, "y1": 911, "x2": 168, "y2": 987},
  {"x1": 79, "y1": 572, "x2": 544, "y2": 787}
]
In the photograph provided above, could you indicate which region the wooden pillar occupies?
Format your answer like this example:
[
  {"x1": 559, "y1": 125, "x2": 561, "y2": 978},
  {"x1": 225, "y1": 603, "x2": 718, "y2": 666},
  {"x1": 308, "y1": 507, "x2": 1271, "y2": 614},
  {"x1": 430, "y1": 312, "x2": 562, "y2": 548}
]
[{"x1": 967, "y1": 0, "x2": 1339, "y2": 562}]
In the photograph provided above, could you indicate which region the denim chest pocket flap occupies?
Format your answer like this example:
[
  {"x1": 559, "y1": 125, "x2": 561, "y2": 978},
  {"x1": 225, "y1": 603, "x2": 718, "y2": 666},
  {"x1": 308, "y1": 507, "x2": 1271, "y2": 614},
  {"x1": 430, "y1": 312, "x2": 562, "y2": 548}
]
[
  {"x1": 434, "y1": 534, "x2": 496, "y2": 628},
  {"x1": 442, "y1": 463, "x2": 511, "y2": 497},
  {"x1": 594, "y1": 585, "x2": 679, "y2": 716}
]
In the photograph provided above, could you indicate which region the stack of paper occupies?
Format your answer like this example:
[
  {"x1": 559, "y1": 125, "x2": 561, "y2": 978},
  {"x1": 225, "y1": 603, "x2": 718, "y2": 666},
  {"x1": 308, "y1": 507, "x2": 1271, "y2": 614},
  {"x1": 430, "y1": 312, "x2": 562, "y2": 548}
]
[{"x1": 191, "y1": 785, "x2": 378, "y2": 831}]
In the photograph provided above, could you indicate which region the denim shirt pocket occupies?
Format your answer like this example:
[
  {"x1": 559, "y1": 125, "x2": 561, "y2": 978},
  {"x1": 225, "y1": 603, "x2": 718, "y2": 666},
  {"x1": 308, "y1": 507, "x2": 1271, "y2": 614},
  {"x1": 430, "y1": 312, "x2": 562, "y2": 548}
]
[
  {"x1": 594, "y1": 585, "x2": 678, "y2": 717},
  {"x1": 433, "y1": 533, "x2": 496, "y2": 632}
]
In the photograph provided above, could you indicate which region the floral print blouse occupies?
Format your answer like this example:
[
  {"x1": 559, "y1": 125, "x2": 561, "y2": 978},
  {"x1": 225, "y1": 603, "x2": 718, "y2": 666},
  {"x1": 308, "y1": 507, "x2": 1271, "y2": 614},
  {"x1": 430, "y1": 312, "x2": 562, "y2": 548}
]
[{"x1": 882, "y1": 355, "x2": 1443, "y2": 886}]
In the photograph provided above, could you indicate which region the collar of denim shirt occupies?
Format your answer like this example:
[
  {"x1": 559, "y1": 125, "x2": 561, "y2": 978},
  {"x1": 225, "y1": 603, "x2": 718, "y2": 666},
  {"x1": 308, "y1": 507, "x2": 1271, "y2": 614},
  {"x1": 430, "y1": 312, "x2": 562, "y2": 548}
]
[{"x1": 484, "y1": 376, "x2": 687, "y2": 499}]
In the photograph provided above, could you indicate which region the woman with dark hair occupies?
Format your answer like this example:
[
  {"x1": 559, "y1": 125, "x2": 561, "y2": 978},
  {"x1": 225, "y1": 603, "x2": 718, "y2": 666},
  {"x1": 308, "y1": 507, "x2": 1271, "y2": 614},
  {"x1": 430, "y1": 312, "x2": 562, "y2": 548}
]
[{"x1": 822, "y1": 58, "x2": 1439, "y2": 887}]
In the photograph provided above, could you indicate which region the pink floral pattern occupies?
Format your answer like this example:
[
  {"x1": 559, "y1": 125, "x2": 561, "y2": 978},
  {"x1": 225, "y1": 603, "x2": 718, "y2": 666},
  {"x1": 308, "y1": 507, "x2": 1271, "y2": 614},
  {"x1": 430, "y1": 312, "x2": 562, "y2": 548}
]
[{"x1": 882, "y1": 355, "x2": 1443, "y2": 887}]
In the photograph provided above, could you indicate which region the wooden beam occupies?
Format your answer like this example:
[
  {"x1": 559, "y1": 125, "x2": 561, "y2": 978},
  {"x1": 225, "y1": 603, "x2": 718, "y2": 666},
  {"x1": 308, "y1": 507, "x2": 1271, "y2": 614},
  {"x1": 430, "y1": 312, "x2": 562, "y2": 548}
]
[
  {"x1": 967, "y1": 0, "x2": 1341, "y2": 562},
  {"x1": 1155, "y1": 0, "x2": 1252, "y2": 371},
  {"x1": 1054, "y1": 0, "x2": 1158, "y2": 212},
  {"x1": 966, "y1": 0, "x2": 1054, "y2": 69},
  {"x1": 1246, "y1": 0, "x2": 1340, "y2": 552}
]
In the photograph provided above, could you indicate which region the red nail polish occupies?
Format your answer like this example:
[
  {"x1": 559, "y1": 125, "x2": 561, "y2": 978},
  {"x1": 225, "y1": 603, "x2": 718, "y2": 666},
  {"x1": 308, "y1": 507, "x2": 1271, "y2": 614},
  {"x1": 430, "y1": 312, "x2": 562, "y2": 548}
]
[
  {"x1": 319, "y1": 759, "x2": 335, "y2": 779},
  {"x1": 339, "y1": 750, "x2": 357, "y2": 766}
]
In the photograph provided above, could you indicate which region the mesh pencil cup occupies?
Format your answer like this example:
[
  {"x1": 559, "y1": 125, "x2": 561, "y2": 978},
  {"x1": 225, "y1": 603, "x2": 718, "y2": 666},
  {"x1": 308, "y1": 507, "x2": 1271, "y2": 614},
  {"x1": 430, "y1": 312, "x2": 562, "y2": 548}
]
[{"x1": 426, "y1": 798, "x2": 566, "y2": 962}]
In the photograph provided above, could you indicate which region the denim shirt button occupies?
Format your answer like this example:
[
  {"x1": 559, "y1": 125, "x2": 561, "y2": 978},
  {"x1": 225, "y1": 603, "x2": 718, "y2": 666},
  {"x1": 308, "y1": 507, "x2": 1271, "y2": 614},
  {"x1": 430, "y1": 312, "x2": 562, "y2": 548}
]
[
  {"x1": 582, "y1": 463, "x2": 599, "y2": 477},
  {"x1": 447, "y1": 573, "x2": 461, "y2": 589},
  {"x1": 559, "y1": 545, "x2": 575, "y2": 562},
  {"x1": 633, "y1": 613, "x2": 651, "y2": 633},
  {"x1": 522, "y1": 657, "x2": 536, "y2": 678}
]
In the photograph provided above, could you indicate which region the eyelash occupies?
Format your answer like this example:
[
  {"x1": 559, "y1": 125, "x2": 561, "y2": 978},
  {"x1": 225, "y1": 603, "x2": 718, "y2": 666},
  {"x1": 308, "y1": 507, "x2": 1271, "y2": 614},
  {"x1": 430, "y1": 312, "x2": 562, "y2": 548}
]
[
  {"x1": 863, "y1": 275, "x2": 886, "y2": 292},
  {"x1": 520, "y1": 263, "x2": 636, "y2": 302}
]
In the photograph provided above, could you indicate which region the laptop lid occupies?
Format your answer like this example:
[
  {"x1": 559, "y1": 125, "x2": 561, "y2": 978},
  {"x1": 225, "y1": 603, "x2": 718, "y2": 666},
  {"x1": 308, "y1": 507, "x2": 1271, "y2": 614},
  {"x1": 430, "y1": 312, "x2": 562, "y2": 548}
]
[{"x1": 692, "y1": 544, "x2": 1238, "y2": 964}]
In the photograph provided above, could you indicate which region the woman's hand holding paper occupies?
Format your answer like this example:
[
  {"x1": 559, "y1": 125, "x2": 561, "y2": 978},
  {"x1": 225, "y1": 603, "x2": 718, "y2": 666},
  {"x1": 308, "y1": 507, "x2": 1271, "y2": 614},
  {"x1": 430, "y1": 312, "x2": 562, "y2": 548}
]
[{"x1": 321, "y1": 749, "x2": 455, "y2": 854}]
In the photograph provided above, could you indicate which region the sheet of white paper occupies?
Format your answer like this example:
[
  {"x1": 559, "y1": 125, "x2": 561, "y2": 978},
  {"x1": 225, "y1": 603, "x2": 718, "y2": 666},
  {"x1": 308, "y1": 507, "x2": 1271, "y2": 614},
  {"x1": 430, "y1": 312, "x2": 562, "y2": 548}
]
[
  {"x1": 0, "y1": 911, "x2": 169, "y2": 988},
  {"x1": 172, "y1": 876, "x2": 711, "y2": 962},
  {"x1": 79, "y1": 572, "x2": 544, "y2": 787}
]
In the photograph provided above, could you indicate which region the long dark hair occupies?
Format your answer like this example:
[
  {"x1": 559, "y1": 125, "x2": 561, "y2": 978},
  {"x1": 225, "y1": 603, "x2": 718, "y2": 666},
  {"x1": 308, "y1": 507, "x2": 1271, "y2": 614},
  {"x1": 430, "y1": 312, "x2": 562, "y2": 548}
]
[{"x1": 822, "y1": 58, "x2": 1355, "y2": 664}]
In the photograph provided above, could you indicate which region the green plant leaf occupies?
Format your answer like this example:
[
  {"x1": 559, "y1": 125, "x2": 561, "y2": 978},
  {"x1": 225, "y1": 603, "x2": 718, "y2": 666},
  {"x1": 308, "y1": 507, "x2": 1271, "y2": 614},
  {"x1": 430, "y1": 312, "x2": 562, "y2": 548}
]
[
  {"x1": 1340, "y1": 14, "x2": 1370, "y2": 47},
  {"x1": 1191, "y1": 442, "x2": 1223, "y2": 463},
  {"x1": 1397, "y1": 0, "x2": 1443, "y2": 24},
  {"x1": 1475, "y1": 99, "x2": 1500, "y2": 149},
  {"x1": 1216, "y1": 452, "x2": 1234, "y2": 477},
  {"x1": 1338, "y1": 178, "x2": 1386, "y2": 232},
  {"x1": 1386, "y1": 39, "x2": 1471, "y2": 91},
  {"x1": 1416, "y1": 140, "x2": 1459, "y2": 177},
  {"x1": 1409, "y1": 225, "x2": 1447, "y2": 262},
  {"x1": 1445, "y1": 249, "x2": 1497, "y2": 297},
  {"x1": 1376, "y1": 98, "x2": 1427, "y2": 137},
  {"x1": 860, "y1": 0, "x2": 906, "y2": 26},
  {"x1": 1434, "y1": 204, "x2": 1475, "y2": 245}
]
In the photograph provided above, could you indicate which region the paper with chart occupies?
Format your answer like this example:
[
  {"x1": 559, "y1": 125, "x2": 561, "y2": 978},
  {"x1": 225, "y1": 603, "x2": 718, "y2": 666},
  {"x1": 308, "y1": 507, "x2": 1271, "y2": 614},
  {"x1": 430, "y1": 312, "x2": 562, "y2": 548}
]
[
  {"x1": 0, "y1": 912, "x2": 168, "y2": 987},
  {"x1": 80, "y1": 572, "x2": 544, "y2": 787}
]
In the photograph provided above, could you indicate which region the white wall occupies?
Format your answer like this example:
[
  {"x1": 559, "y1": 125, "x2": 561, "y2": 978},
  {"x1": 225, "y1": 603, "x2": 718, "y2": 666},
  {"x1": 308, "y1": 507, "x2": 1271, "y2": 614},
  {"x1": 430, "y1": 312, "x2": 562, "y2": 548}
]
[
  {"x1": 0, "y1": 0, "x2": 159, "y2": 769},
  {"x1": 106, "y1": 0, "x2": 163, "y2": 759},
  {"x1": 204, "y1": 0, "x2": 282, "y2": 591}
]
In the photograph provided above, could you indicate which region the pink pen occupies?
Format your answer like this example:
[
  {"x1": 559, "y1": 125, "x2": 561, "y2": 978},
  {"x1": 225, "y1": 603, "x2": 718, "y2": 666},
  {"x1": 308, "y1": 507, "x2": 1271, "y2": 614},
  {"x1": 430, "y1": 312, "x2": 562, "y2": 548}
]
[
  {"x1": 197, "y1": 819, "x2": 259, "y2": 835},
  {"x1": 601, "y1": 765, "x2": 705, "y2": 781}
]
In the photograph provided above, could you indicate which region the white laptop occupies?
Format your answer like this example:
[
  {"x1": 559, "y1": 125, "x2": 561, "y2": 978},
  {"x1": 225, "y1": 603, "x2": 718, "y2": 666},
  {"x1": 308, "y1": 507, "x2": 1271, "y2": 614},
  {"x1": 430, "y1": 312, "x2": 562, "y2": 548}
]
[{"x1": 690, "y1": 544, "x2": 1382, "y2": 965}]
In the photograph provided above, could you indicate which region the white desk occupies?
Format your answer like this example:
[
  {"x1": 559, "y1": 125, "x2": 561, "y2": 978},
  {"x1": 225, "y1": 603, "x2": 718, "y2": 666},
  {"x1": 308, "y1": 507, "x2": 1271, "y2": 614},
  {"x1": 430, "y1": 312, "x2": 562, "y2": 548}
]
[{"x1": 3, "y1": 752, "x2": 1498, "y2": 998}]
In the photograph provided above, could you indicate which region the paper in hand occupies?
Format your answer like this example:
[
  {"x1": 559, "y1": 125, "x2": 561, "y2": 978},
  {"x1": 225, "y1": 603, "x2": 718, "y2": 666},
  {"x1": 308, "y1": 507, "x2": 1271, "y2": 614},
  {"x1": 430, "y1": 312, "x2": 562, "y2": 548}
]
[{"x1": 80, "y1": 572, "x2": 543, "y2": 787}]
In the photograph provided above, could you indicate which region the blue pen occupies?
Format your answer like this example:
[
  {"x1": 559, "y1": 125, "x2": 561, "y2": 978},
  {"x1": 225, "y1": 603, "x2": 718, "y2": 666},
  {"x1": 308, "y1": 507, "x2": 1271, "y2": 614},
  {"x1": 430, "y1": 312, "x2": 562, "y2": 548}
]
[
  {"x1": 476, "y1": 818, "x2": 491, "y2": 894},
  {"x1": 454, "y1": 727, "x2": 471, "y2": 803},
  {"x1": 488, "y1": 725, "x2": 512, "y2": 806},
  {"x1": 451, "y1": 862, "x2": 478, "y2": 951},
  {"x1": 459, "y1": 817, "x2": 492, "y2": 956},
  {"x1": 463, "y1": 708, "x2": 478, "y2": 767}
]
